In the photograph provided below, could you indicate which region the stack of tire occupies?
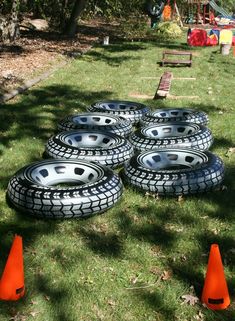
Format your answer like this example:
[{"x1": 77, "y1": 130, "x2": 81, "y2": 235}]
[
  {"x1": 7, "y1": 100, "x2": 149, "y2": 219},
  {"x1": 122, "y1": 108, "x2": 225, "y2": 196}
]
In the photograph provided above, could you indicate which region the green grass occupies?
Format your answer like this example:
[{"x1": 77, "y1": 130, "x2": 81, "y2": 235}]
[{"x1": 0, "y1": 34, "x2": 235, "y2": 321}]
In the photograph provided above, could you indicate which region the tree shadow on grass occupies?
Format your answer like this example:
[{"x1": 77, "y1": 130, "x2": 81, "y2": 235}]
[
  {"x1": 79, "y1": 228, "x2": 123, "y2": 257},
  {"x1": 118, "y1": 164, "x2": 234, "y2": 319},
  {"x1": 0, "y1": 84, "x2": 113, "y2": 153},
  {"x1": 85, "y1": 49, "x2": 140, "y2": 66},
  {"x1": 84, "y1": 41, "x2": 147, "y2": 66}
]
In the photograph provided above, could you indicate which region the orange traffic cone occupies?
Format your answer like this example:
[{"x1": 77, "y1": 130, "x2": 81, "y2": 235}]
[
  {"x1": 201, "y1": 244, "x2": 230, "y2": 310},
  {"x1": 0, "y1": 235, "x2": 25, "y2": 301}
]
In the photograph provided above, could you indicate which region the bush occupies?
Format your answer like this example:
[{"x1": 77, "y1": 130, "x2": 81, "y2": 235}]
[
  {"x1": 119, "y1": 14, "x2": 150, "y2": 40},
  {"x1": 156, "y1": 21, "x2": 182, "y2": 39}
]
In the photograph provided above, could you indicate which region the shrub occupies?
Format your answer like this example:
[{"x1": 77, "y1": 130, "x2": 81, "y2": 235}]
[{"x1": 156, "y1": 21, "x2": 182, "y2": 39}]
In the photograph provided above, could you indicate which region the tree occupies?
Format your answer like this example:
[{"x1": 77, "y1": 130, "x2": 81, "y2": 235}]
[
  {"x1": 0, "y1": 0, "x2": 20, "y2": 43},
  {"x1": 63, "y1": 0, "x2": 87, "y2": 36}
]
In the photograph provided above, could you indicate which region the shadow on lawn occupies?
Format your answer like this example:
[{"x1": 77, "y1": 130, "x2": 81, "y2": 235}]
[
  {"x1": 0, "y1": 83, "x2": 114, "y2": 318},
  {"x1": 0, "y1": 84, "x2": 113, "y2": 154},
  {"x1": 116, "y1": 162, "x2": 235, "y2": 319},
  {"x1": 85, "y1": 49, "x2": 140, "y2": 66}
]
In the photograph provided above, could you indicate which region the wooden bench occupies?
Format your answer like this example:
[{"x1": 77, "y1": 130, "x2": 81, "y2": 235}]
[
  {"x1": 154, "y1": 71, "x2": 173, "y2": 99},
  {"x1": 162, "y1": 50, "x2": 192, "y2": 67}
]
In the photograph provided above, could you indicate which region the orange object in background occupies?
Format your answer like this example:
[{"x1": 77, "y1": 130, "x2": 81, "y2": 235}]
[
  {"x1": 162, "y1": 5, "x2": 172, "y2": 21},
  {"x1": 0, "y1": 235, "x2": 25, "y2": 301},
  {"x1": 201, "y1": 244, "x2": 230, "y2": 310}
]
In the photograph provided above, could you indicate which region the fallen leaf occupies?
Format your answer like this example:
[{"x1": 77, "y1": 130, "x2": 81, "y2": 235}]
[
  {"x1": 133, "y1": 215, "x2": 140, "y2": 223},
  {"x1": 30, "y1": 300, "x2": 38, "y2": 305},
  {"x1": 228, "y1": 147, "x2": 235, "y2": 153},
  {"x1": 181, "y1": 294, "x2": 199, "y2": 306},
  {"x1": 150, "y1": 245, "x2": 161, "y2": 255},
  {"x1": 107, "y1": 299, "x2": 116, "y2": 307},
  {"x1": 145, "y1": 191, "x2": 159, "y2": 199},
  {"x1": 10, "y1": 312, "x2": 27, "y2": 321},
  {"x1": 29, "y1": 311, "x2": 39, "y2": 317},
  {"x1": 161, "y1": 270, "x2": 171, "y2": 281},
  {"x1": 180, "y1": 255, "x2": 187, "y2": 262},
  {"x1": 130, "y1": 276, "x2": 138, "y2": 284},
  {"x1": 178, "y1": 195, "x2": 184, "y2": 202},
  {"x1": 194, "y1": 310, "x2": 204, "y2": 320}
]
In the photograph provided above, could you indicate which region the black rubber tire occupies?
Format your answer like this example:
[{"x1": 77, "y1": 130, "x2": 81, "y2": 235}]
[
  {"x1": 129, "y1": 122, "x2": 213, "y2": 152},
  {"x1": 58, "y1": 113, "x2": 133, "y2": 137},
  {"x1": 87, "y1": 100, "x2": 149, "y2": 125},
  {"x1": 140, "y1": 108, "x2": 209, "y2": 126},
  {"x1": 146, "y1": 0, "x2": 166, "y2": 16},
  {"x1": 7, "y1": 159, "x2": 123, "y2": 219},
  {"x1": 123, "y1": 149, "x2": 224, "y2": 196},
  {"x1": 45, "y1": 130, "x2": 134, "y2": 169}
]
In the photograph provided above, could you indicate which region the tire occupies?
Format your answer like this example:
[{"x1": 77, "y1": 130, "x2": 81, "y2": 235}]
[
  {"x1": 87, "y1": 100, "x2": 149, "y2": 125},
  {"x1": 7, "y1": 159, "x2": 123, "y2": 219},
  {"x1": 129, "y1": 122, "x2": 213, "y2": 152},
  {"x1": 146, "y1": 0, "x2": 165, "y2": 16},
  {"x1": 123, "y1": 149, "x2": 224, "y2": 196},
  {"x1": 140, "y1": 108, "x2": 209, "y2": 126},
  {"x1": 45, "y1": 130, "x2": 134, "y2": 169},
  {"x1": 58, "y1": 113, "x2": 133, "y2": 137}
]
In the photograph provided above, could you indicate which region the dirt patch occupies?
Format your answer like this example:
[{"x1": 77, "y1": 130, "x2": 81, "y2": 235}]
[{"x1": 0, "y1": 18, "x2": 121, "y2": 95}]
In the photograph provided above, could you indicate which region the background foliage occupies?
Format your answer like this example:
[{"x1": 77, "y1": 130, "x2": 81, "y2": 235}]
[{"x1": 0, "y1": 0, "x2": 234, "y2": 35}]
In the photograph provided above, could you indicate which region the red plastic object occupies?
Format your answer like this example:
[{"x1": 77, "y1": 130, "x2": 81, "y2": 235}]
[
  {"x1": 188, "y1": 29, "x2": 208, "y2": 46},
  {"x1": 201, "y1": 244, "x2": 230, "y2": 310},
  {"x1": 0, "y1": 235, "x2": 25, "y2": 301},
  {"x1": 206, "y1": 34, "x2": 218, "y2": 46}
]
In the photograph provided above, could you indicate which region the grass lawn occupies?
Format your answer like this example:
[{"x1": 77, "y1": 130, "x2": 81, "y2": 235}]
[{"x1": 0, "y1": 34, "x2": 235, "y2": 321}]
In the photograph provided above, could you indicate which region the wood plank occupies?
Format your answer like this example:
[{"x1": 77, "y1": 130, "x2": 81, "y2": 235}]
[
  {"x1": 163, "y1": 51, "x2": 192, "y2": 55},
  {"x1": 154, "y1": 71, "x2": 173, "y2": 99},
  {"x1": 162, "y1": 60, "x2": 192, "y2": 65}
]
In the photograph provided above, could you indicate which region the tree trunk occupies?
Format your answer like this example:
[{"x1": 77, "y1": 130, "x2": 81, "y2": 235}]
[
  {"x1": 0, "y1": 0, "x2": 20, "y2": 43},
  {"x1": 63, "y1": 0, "x2": 86, "y2": 37}
]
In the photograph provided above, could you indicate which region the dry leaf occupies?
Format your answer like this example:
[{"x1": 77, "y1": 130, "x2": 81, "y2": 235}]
[
  {"x1": 194, "y1": 310, "x2": 204, "y2": 320},
  {"x1": 29, "y1": 311, "x2": 39, "y2": 317},
  {"x1": 30, "y1": 300, "x2": 38, "y2": 305},
  {"x1": 180, "y1": 255, "x2": 187, "y2": 262},
  {"x1": 133, "y1": 215, "x2": 140, "y2": 223},
  {"x1": 150, "y1": 245, "x2": 161, "y2": 255},
  {"x1": 10, "y1": 312, "x2": 27, "y2": 321},
  {"x1": 181, "y1": 294, "x2": 199, "y2": 306},
  {"x1": 130, "y1": 276, "x2": 138, "y2": 284},
  {"x1": 161, "y1": 270, "x2": 171, "y2": 281},
  {"x1": 228, "y1": 147, "x2": 235, "y2": 153},
  {"x1": 107, "y1": 299, "x2": 116, "y2": 307},
  {"x1": 178, "y1": 195, "x2": 184, "y2": 202},
  {"x1": 144, "y1": 191, "x2": 159, "y2": 199}
]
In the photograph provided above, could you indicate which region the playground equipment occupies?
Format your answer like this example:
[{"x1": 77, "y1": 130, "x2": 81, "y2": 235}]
[
  {"x1": 185, "y1": 0, "x2": 212, "y2": 25},
  {"x1": 185, "y1": 0, "x2": 235, "y2": 26}
]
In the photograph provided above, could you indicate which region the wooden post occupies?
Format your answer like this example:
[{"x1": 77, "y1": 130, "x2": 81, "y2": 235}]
[{"x1": 175, "y1": 2, "x2": 183, "y2": 27}]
